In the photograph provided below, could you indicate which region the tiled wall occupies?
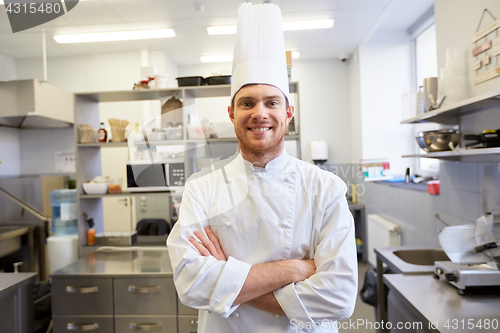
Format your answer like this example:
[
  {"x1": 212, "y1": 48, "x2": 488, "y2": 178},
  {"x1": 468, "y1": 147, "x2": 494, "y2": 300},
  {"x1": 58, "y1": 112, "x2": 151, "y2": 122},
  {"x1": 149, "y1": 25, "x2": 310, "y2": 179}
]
[{"x1": 360, "y1": 161, "x2": 499, "y2": 248}]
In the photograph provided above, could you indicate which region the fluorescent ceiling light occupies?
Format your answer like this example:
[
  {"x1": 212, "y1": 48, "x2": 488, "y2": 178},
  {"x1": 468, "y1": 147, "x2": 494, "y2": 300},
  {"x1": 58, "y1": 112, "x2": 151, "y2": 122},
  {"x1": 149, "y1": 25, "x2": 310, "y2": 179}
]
[
  {"x1": 207, "y1": 19, "x2": 334, "y2": 35},
  {"x1": 207, "y1": 25, "x2": 237, "y2": 35},
  {"x1": 292, "y1": 52, "x2": 300, "y2": 59},
  {"x1": 53, "y1": 29, "x2": 175, "y2": 44},
  {"x1": 200, "y1": 55, "x2": 233, "y2": 63},
  {"x1": 282, "y1": 19, "x2": 334, "y2": 31}
]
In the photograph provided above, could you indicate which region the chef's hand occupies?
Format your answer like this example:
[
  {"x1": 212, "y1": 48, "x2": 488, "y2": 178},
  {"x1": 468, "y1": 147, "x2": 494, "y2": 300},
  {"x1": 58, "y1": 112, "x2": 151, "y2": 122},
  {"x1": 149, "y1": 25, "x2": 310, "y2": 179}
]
[
  {"x1": 189, "y1": 227, "x2": 226, "y2": 261},
  {"x1": 294, "y1": 258, "x2": 316, "y2": 281}
]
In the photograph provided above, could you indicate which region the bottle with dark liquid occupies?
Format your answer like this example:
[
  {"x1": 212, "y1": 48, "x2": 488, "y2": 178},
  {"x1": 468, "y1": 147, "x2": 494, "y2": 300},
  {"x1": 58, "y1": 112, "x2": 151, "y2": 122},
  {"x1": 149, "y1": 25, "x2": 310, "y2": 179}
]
[{"x1": 98, "y1": 122, "x2": 107, "y2": 143}]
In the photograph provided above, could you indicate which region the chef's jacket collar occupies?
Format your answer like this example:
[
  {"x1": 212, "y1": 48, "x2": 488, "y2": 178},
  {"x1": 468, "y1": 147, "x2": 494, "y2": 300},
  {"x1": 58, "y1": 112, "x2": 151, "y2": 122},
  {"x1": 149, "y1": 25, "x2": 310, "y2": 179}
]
[{"x1": 236, "y1": 146, "x2": 290, "y2": 173}]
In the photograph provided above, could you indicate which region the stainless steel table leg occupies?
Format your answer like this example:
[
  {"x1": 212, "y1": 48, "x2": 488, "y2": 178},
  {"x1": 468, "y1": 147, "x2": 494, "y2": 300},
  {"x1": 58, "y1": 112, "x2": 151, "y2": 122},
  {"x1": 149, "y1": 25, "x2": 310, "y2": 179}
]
[{"x1": 377, "y1": 256, "x2": 388, "y2": 333}]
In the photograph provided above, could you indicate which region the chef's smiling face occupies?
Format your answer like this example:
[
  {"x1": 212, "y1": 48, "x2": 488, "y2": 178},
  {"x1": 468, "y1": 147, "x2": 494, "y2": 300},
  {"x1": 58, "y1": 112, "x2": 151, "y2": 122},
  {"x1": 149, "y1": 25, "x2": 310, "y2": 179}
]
[{"x1": 228, "y1": 84, "x2": 294, "y2": 163}]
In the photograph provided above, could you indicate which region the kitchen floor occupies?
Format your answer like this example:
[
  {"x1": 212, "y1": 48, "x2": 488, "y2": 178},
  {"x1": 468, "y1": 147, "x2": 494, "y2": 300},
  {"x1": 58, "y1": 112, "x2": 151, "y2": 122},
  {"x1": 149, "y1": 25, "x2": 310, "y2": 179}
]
[{"x1": 339, "y1": 262, "x2": 376, "y2": 333}]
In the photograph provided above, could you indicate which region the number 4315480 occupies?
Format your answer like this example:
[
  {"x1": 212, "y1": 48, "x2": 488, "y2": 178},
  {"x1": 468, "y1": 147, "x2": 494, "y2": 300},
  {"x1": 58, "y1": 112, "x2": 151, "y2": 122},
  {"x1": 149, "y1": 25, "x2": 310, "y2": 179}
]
[{"x1": 5, "y1": 2, "x2": 62, "y2": 14}]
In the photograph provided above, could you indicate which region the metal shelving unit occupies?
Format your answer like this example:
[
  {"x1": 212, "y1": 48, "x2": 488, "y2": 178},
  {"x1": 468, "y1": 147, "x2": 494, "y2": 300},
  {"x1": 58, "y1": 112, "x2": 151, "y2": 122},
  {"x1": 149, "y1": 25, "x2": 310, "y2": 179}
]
[
  {"x1": 402, "y1": 88, "x2": 500, "y2": 161},
  {"x1": 74, "y1": 83, "x2": 301, "y2": 249}
]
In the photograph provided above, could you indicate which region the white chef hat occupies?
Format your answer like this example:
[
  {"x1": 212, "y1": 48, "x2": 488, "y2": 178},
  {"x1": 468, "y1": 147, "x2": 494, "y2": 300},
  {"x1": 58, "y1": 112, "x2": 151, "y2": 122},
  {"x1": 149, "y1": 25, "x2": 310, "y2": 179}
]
[{"x1": 231, "y1": 2, "x2": 289, "y2": 103}]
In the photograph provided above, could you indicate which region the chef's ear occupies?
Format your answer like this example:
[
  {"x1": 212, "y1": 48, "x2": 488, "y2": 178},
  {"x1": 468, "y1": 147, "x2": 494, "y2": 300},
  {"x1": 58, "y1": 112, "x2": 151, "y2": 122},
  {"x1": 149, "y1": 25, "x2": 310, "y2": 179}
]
[
  {"x1": 286, "y1": 105, "x2": 295, "y2": 124},
  {"x1": 228, "y1": 105, "x2": 235, "y2": 123}
]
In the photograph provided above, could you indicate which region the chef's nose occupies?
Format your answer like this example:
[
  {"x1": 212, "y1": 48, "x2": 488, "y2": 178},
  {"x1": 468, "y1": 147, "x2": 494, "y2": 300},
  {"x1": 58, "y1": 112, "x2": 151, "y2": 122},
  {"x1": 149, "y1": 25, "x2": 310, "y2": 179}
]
[{"x1": 251, "y1": 102, "x2": 269, "y2": 120}]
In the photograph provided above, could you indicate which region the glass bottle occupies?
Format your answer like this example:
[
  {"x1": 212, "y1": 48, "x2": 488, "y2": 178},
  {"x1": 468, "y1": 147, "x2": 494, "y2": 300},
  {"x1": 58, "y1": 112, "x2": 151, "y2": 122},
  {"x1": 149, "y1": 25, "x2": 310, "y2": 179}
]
[{"x1": 97, "y1": 122, "x2": 107, "y2": 143}]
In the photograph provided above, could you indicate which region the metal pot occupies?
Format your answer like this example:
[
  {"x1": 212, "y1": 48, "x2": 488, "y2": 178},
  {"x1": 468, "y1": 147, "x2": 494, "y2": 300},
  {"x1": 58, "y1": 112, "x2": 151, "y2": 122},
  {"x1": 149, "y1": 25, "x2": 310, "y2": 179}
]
[{"x1": 416, "y1": 129, "x2": 460, "y2": 152}]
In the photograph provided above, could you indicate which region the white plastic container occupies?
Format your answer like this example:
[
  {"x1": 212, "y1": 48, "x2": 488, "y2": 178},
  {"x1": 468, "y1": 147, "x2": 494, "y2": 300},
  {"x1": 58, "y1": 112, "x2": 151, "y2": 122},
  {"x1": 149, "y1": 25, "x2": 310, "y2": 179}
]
[
  {"x1": 187, "y1": 124, "x2": 205, "y2": 139},
  {"x1": 163, "y1": 127, "x2": 183, "y2": 140},
  {"x1": 148, "y1": 132, "x2": 165, "y2": 141}
]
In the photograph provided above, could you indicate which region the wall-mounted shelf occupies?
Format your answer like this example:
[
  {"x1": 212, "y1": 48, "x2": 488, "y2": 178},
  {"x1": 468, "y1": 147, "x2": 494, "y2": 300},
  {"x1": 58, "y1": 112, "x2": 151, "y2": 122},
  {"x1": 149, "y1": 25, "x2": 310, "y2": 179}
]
[
  {"x1": 77, "y1": 142, "x2": 129, "y2": 148},
  {"x1": 402, "y1": 147, "x2": 500, "y2": 162},
  {"x1": 80, "y1": 188, "x2": 184, "y2": 199},
  {"x1": 401, "y1": 88, "x2": 500, "y2": 125}
]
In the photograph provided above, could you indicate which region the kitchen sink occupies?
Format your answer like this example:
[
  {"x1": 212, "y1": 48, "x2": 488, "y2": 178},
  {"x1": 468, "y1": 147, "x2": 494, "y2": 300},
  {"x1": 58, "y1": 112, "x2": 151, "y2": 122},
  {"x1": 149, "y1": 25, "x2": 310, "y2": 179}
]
[
  {"x1": 392, "y1": 249, "x2": 450, "y2": 266},
  {"x1": 0, "y1": 226, "x2": 29, "y2": 258}
]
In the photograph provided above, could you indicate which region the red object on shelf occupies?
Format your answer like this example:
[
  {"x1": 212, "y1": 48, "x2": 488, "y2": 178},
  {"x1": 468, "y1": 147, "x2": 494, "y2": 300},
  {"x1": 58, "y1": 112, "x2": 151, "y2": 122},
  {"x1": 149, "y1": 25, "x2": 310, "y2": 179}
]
[{"x1": 427, "y1": 180, "x2": 440, "y2": 195}]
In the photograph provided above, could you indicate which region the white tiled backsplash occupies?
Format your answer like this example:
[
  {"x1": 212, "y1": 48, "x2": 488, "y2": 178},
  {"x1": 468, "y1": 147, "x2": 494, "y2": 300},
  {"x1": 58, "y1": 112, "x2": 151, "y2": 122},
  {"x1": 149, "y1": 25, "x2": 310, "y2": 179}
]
[{"x1": 361, "y1": 161, "x2": 499, "y2": 248}]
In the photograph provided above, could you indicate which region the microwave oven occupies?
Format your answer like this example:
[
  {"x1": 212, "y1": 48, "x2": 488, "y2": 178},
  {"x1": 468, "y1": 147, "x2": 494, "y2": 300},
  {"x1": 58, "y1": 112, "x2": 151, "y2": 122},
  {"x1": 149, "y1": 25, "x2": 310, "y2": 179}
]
[{"x1": 126, "y1": 159, "x2": 185, "y2": 192}]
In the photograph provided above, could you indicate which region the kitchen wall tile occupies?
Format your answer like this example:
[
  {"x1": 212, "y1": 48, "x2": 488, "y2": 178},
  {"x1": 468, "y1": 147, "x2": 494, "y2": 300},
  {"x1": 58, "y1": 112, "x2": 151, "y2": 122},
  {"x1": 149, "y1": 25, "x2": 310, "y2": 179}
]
[
  {"x1": 460, "y1": 191, "x2": 480, "y2": 222},
  {"x1": 477, "y1": 162, "x2": 499, "y2": 194},
  {"x1": 436, "y1": 212, "x2": 465, "y2": 226},
  {"x1": 445, "y1": 187, "x2": 462, "y2": 218},
  {"x1": 440, "y1": 161, "x2": 461, "y2": 191},
  {"x1": 460, "y1": 162, "x2": 479, "y2": 193}
]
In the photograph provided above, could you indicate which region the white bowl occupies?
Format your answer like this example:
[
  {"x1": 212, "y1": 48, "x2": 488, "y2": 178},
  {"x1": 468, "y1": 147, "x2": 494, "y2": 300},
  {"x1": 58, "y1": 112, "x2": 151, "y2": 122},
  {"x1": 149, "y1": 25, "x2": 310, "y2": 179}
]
[{"x1": 82, "y1": 182, "x2": 108, "y2": 194}]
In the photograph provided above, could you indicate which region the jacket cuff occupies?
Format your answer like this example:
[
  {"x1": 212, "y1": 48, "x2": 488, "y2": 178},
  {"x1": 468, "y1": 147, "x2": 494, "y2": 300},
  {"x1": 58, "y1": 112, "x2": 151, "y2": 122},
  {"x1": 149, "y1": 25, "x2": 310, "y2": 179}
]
[
  {"x1": 274, "y1": 283, "x2": 313, "y2": 326},
  {"x1": 210, "y1": 256, "x2": 252, "y2": 318}
]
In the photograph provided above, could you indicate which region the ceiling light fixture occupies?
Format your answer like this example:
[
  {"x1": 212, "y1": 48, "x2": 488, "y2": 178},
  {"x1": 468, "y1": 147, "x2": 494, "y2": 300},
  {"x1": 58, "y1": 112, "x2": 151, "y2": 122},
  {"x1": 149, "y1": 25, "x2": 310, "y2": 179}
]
[
  {"x1": 292, "y1": 52, "x2": 300, "y2": 59},
  {"x1": 206, "y1": 25, "x2": 237, "y2": 35},
  {"x1": 53, "y1": 28, "x2": 175, "y2": 44},
  {"x1": 200, "y1": 55, "x2": 233, "y2": 63},
  {"x1": 207, "y1": 19, "x2": 334, "y2": 35}
]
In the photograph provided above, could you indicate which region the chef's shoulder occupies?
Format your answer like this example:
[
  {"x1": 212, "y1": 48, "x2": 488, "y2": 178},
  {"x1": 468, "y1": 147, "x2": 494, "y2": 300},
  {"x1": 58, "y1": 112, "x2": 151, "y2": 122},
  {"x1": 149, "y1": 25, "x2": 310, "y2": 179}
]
[{"x1": 293, "y1": 157, "x2": 348, "y2": 195}]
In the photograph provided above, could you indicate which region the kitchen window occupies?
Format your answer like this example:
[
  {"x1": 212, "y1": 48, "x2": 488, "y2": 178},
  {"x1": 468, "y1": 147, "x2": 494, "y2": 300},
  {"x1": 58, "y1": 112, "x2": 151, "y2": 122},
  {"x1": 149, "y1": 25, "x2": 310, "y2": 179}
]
[{"x1": 411, "y1": 19, "x2": 439, "y2": 176}]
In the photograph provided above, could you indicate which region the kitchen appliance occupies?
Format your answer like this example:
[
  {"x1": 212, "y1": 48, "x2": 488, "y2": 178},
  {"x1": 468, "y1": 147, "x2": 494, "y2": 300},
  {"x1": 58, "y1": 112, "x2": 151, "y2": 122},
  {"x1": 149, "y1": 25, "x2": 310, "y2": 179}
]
[
  {"x1": 435, "y1": 214, "x2": 500, "y2": 294},
  {"x1": 416, "y1": 129, "x2": 460, "y2": 152},
  {"x1": 463, "y1": 129, "x2": 500, "y2": 148},
  {"x1": 0, "y1": 79, "x2": 74, "y2": 129},
  {"x1": 126, "y1": 160, "x2": 185, "y2": 192},
  {"x1": 423, "y1": 77, "x2": 438, "y2": 112}
]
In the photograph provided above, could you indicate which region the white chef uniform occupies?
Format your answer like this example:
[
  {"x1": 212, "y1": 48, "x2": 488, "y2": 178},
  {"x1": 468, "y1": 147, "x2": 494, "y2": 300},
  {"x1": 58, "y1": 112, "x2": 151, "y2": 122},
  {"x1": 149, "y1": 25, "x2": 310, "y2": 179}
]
[
  {"x1": 167, "y1": 149, "x2": 358, "y2": 332},
  {"x1": 167, "y1": 2, "x2": 357, "y2": 332}
]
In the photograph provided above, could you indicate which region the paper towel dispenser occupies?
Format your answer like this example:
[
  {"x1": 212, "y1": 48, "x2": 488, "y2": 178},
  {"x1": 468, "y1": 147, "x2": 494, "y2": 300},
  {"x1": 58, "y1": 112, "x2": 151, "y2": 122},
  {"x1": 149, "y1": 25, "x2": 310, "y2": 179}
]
[{"x1": 0, "y1": 79, "x2": 74, "y2": 129}]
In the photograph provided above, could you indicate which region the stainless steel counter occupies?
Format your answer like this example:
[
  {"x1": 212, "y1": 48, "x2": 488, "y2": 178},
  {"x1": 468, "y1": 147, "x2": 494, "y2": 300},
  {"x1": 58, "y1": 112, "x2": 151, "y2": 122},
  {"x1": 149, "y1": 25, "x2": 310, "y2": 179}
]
[
  {"x1": 0, "y1": 272, "x2": 37, "y2": 297},
  {"x1": 384, "y1": 274, "x2": 500, "y2": 333},
  {"x1": 51, "y1": 249, "x2": 173, "y2": 277}
]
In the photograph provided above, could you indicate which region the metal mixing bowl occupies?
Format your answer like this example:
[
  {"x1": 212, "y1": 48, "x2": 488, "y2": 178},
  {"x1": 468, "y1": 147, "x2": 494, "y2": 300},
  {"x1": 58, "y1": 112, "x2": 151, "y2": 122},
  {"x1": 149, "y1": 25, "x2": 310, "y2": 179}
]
[{"x1": 416, "y1": 129, "x2": 460, "y2": 152}]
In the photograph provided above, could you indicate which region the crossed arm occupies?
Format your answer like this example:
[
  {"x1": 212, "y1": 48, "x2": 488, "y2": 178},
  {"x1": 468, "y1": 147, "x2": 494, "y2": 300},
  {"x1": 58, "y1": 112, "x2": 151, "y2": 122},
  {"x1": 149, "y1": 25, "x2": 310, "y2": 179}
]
[{"x1": 189, "y1": 227, "x2": 316, "y2": 314}]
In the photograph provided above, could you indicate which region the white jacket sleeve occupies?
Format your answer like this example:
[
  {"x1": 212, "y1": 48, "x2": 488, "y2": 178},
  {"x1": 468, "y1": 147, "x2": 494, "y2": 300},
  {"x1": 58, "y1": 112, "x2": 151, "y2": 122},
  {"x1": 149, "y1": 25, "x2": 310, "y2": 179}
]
[
  {"x1": 273, "y1": 181, "x2": 358, "y2": 325},
  {"x1": 167, "y1": 181, "x2": 252, "y2": 318}
]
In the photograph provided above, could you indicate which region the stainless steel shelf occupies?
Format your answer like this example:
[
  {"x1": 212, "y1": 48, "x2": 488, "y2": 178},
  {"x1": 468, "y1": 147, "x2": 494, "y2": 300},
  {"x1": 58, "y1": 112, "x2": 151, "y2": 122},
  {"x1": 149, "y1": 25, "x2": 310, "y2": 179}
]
[
  {"x1": 401, "y1": 88, "x2": 500, "y2": 124},
  {"x1": 77, "y1": 142, "x2": 129, "y2": 148},
  {"x1": 79, "y1": 188, "x2": 184, "y2": 199},
  {"x1": 402, "y1": 147, "x2": 500, "y2": 161},
  {"x1": 75, "y1": 82, "x2": 298, "y2": 102}
]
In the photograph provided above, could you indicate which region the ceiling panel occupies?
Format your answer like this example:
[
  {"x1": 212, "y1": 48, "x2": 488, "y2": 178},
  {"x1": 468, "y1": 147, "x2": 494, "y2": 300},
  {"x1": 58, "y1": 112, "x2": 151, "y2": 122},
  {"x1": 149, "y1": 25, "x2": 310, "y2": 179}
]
[
  {"x1": 0, "y1": 0, "x2": 433, "y2": 65},
  {"x1": 61, "y1": 1, "x2": 124, "y2": 26},
  {"x1": 333, "y1": 7, "x2": 385, "y2": 30},
  {"x1": 337, "y1": 0, "x2": 391, "y2": 10}
]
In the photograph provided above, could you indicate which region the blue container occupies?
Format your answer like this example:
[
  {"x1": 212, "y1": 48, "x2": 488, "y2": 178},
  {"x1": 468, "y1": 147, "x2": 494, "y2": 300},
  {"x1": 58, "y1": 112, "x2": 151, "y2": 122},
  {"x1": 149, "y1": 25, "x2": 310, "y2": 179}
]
[{"x1": 50, "y1": 189, "x2": 78, "y2": 236}]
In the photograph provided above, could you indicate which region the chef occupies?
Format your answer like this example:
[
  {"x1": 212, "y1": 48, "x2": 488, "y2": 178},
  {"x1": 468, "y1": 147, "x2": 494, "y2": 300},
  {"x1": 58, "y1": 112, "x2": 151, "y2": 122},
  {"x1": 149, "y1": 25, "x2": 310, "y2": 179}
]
[{"x1": 167, "y1": 3, "x2": 358, "y2": 332}]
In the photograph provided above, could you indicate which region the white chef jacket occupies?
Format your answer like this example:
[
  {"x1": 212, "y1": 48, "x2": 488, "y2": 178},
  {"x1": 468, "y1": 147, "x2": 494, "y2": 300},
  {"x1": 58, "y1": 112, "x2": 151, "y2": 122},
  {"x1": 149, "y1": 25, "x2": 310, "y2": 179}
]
[{"x1": 167, "y1": 150, "x2": 357, "y2": 333}]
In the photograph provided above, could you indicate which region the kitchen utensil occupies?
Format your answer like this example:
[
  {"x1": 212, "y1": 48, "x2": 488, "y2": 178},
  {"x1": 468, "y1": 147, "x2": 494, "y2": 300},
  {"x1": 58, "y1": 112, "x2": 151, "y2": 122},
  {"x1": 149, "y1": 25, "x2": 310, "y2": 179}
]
[
  {"x1": 463, "y1": 129, "x2": 500, "y2": 148},
  {"x1": 423, "y1": 77, "x2": 438, "y2": 112},
  {"x1": 82, "y1": 182, "x2": 108, "y2": 194},
  {"x1": 415, "y1": 129, "x2": 460, "y2": 152},
  {"x1": 206, "y1": 75, "x2": 232, "y2": 85},
  {"x1": 176, "y1": 76, "x2": 205, "y2": 86}
]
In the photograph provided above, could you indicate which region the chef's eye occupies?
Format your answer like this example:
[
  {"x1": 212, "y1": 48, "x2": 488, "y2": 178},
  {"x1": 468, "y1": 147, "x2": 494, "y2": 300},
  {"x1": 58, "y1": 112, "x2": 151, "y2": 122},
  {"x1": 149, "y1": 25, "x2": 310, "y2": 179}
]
[
  {"x1": 241, "y1": 102, "x2": 252, "y2": 107},
  {"x1": 269, "y1": 101, "x2": 278, "y2": 106}
]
